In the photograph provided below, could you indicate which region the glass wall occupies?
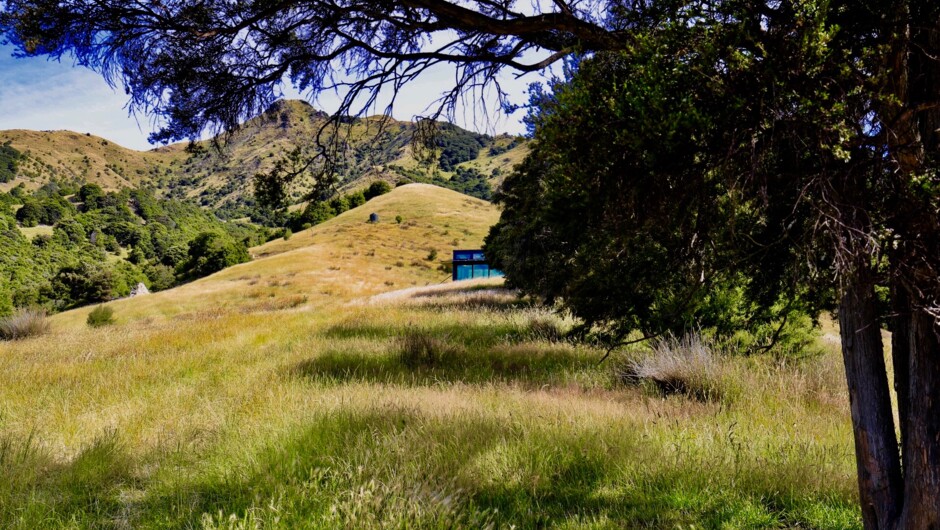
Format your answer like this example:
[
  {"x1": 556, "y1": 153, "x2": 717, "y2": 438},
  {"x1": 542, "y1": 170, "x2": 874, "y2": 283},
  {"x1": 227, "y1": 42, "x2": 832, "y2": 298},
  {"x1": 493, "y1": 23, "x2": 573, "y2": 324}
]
[{"x1": 454, "y1": 264, "x2": 504, "y2": 280}]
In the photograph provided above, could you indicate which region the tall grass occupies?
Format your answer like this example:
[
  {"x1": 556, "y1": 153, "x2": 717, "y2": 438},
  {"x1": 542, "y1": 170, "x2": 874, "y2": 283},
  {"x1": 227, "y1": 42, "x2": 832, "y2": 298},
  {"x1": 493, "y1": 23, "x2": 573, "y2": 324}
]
[
  {"x1": 0, "y1": 187, "x2": 859, "y2": 528},
  {"x1": 0, "y1": 308, "x2": 50, "y2": 340},
  {"x1": 618, "y1": 333, "x2": 735, "y2": 401}
]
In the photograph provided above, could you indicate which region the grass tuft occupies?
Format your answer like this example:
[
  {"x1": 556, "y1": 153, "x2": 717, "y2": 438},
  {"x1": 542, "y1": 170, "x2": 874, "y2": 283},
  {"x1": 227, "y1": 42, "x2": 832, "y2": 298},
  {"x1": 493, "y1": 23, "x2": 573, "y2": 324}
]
[
  {"x1": 618, "y1": 333, "x2": 732, "y2": 401},
  {"x1": 0, "y1": 308, "x2": 50, "y2": 340},
  {"x1": 399, "y1": 328, "x2": 458, "y2": 368}
]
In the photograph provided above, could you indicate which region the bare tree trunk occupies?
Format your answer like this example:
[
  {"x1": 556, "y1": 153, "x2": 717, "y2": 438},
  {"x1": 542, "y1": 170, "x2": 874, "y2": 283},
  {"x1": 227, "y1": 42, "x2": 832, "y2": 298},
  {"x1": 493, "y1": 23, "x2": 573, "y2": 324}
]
[
  {"x1": 839, "y1": 270, "x2": 903, "y2": 529},
  {"x1": 896, "y1": 306, "x2": 940, "y2": 527}
]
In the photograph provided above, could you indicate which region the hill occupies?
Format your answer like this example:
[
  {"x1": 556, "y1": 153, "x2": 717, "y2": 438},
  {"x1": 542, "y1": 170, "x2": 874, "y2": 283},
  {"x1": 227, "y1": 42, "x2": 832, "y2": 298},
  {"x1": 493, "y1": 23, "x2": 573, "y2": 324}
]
[
  {"x1": 0, "y1": 129, "x2": 184, "y2": 192},
  {"x1": 0, "y1": 101, "x2": 529, "y2": 219},
  {"x1": 0, "y1": 182, "x2": 860, "y2": 528},
  {"x1": 55, "y1": 183, "x2": 500, "y2": 325},
  {"x1": 163, "y1": 100, "x2": 528, "y2": 217}
]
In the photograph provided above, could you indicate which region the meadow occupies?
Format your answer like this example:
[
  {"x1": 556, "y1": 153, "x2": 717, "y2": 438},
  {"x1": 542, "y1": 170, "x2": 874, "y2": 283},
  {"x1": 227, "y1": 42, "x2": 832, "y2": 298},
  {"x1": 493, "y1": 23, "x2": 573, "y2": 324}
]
[{"x1": 0, "y1": 185, "x2": 861, "y2": 528}]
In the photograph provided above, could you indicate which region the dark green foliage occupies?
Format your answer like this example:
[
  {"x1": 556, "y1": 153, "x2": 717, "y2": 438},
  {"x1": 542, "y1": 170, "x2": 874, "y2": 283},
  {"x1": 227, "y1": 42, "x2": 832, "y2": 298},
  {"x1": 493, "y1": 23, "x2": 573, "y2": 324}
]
[
  {"x1": 142, "y1": 263, "x2": 175, "y2": 291},
  {"x1": 486, "y1": 48, "x2": 831, "y2": 346},
  {"x1": 434, "y1": 124, "x2": 490, "y2": 171},
  {"x1": 77, "y1": 183, "x2": 104, "y2": 206},
  {"x1": 433, "y1": 167, "x2": 492, "y2": 201},
  {"x1": 0, "y1": 282, "x2": 13, "y2": 318},
  {"x1": 0, "y1": 142, "x2": 21, "y2": 183},
  {"x1": 178, "y1": 231, "x2": 250, "y2": 279},
  {"x1": 364, "y1": 180, "x2": 391, "y2": 200},
  {"x1": 0, "y1": 185, "x2": 262, "y2": 313},
  {"x1": 52, "y1": 262, "x2": 128, "y2": 307},
  {"x1": 86, "y1": 305, "x2": 115, "y2": 327},
  {"x1": 14, "y1": 200, "x2": 42, "y2": 227}
]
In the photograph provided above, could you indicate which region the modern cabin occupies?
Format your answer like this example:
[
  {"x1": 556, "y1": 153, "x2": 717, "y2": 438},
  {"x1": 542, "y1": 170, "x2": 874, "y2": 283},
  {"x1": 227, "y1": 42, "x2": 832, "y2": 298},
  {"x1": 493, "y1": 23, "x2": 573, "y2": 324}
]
[{"x1": 451, "y1": 249, "x2": 504, "y2": 281}]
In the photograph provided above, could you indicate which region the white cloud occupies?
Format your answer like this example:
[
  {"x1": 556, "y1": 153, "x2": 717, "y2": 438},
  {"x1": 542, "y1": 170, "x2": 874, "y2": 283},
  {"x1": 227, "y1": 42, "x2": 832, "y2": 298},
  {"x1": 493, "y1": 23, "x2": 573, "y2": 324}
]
[{"x1": 0, "y1": 44, "x2": 533, "y2": 152}]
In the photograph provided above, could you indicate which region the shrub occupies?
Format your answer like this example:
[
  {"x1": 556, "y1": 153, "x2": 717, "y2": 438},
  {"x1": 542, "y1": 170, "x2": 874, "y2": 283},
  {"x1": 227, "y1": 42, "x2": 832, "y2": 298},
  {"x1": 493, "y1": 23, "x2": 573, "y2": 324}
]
[
  {"x1": 0, "y1": 308, "x2": 50, "y2": 340},
  {"x1": 87, "y1": 305, "x2": 115, "y2": 327},
  {"x1": 395, "y1": 215, "x2": 403, "y2": 224},
  {"x1": 364, "y1": 180, "x2": 392, "y2": 200},
  {"x1": 426, "y1": 248, "x2": 438, "y2": 261},
  {"x1": 178, "y1": 231, "x2": 250, "y2": 279}
]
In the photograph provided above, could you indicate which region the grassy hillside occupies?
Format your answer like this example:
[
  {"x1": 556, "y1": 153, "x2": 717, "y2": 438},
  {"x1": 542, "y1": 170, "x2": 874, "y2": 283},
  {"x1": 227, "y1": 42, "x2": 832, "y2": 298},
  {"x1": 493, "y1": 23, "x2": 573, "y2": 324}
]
[
  {"x1": 0, "y1": 101, "x2": 528, "y2": 221},
  {"x1": 0, "y1": 130, "x2": 184, "y2": 192},
  {"x1": 167, "y1": 101, "x2": 528, "y2": 217},
  {"x1": 0, "y1": 184, "x2": 860, "y2": 528}
]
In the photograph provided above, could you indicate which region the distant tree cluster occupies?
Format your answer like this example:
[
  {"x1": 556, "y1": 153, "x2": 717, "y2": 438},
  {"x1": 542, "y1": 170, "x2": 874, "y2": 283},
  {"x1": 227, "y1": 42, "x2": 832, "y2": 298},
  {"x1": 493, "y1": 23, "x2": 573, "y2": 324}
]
[
  {"x1": 0, "y1": 181, "x2": 261, "y2": 313},
  {"x1": 0, "y1": 142, "x2": 21, "y2": 183}
]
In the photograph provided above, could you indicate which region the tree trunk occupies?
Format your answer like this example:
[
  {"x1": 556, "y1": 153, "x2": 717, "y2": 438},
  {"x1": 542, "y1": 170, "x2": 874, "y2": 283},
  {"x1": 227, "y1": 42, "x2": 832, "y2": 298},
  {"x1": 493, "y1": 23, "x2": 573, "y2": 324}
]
[
  {"x1": 839, "y1": 270, "x2": 903, "y2": 529},
  {"x1": 896, "y1": 306, "x2": 940, "y2": 527}
]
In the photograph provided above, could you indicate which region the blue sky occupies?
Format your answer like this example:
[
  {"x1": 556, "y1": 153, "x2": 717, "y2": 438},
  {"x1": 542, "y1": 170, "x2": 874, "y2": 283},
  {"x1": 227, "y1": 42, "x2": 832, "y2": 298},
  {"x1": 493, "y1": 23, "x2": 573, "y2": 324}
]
[{"x1": 0, "y1": 44, "x2": 532, "y2": 151}]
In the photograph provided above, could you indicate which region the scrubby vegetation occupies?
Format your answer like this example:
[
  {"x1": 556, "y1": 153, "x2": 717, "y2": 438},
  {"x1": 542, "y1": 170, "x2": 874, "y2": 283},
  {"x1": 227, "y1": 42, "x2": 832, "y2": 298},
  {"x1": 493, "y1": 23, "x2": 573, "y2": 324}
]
[
  {"x1": 0, "y1": 182, "x2": 262, "y2": 314},
  {"x1": 86, "y1": 305, "x2": 115, "y2": 327}
]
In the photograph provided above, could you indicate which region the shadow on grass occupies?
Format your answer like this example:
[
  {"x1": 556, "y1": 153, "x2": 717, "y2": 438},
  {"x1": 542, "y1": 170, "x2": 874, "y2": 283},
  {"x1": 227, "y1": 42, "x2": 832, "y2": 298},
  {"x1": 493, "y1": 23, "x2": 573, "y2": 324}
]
[
  {"x1": 323, "y1": 313, "x2": 564, "y2": 346},
  {"x1": 290, "y1": 342, "x2": 595, "y2": 387},
  {"x1": 0, "y1": 429, "x2": 135, "y2": 529},
  {"x1": 131, "y1": 410, "x2": 861, "y2": 529}
]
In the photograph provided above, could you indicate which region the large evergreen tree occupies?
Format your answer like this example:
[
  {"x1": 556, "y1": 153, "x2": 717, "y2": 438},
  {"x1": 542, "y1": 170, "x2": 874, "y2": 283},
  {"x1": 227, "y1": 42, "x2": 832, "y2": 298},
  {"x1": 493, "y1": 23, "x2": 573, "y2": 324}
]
[{"x1": 3, "y1": 1, "x2": 940, "y2": 526}]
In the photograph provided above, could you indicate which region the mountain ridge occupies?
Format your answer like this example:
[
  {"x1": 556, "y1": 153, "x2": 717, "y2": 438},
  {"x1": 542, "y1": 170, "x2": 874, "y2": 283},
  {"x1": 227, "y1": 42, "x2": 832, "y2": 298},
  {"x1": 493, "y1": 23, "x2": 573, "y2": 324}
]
[{"x1": 0, "y1": 100, "x2": 529, "y2": 214}]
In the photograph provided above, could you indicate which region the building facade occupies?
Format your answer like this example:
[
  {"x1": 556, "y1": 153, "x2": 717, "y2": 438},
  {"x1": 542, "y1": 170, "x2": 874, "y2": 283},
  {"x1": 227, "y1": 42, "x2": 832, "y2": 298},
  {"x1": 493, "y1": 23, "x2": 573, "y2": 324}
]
[{"x1": 451, "y1": 250, "x2": 504, "y2": 281}]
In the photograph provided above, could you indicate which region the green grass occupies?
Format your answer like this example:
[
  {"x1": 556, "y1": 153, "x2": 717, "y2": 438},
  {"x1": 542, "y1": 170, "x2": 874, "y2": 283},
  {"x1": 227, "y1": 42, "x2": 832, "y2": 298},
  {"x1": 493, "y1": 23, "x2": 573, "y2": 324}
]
[{"x1": 0, "y1": 186, "x2": 860, "y2": 528}]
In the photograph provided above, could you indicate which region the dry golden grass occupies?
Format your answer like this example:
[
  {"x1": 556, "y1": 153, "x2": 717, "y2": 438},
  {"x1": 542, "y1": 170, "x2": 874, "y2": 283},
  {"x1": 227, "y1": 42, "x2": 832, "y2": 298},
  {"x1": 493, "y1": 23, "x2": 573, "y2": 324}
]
[
  {"x1": 0, "y1": 129, "x2": 183, "y2": 191},
  {"x1": 0, "y1": 184, "x2": 861, "y2": 528}
]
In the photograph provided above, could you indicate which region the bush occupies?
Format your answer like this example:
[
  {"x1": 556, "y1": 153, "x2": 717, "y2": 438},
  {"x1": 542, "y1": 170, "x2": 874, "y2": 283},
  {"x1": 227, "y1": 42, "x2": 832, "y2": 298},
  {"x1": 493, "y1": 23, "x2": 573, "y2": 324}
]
[
  {"x1": 0, "y1": 308, "x2": 50, "y2": 340},
  {"x1": 364, "y1": 180, "x2": 392, "y2": 200},
  {"x1": 178, "y1": 231, "x2": 251, "y2": 279},
  {"x1": 426, "y1": 248, "x2": 438, "y2": 261},
  {"x1": 87, "y1": 305, "x2": 115, "y2": 327}
]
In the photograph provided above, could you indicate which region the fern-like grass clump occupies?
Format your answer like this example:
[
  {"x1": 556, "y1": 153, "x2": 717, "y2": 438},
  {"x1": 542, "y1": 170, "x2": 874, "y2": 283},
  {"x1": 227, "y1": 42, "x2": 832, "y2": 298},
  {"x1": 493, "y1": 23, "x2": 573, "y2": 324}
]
[{"x1": 0, "y1": 308, "x2": 50, "y2": 340}]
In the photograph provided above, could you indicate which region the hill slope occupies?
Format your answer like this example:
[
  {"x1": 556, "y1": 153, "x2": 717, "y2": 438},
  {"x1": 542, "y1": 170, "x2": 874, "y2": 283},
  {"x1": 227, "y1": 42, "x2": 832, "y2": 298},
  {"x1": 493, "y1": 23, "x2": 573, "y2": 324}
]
[
  {"x1": 0, "y1": 129, "x2": 184, "y2": 192},
  {"x1": 164, "y1": 100, "x2": 528, "y2": 214},
  {"x1": 0, "y1": 181, "x2": 860, "y2": 529},
  {"x1": 0, "y1": 100, "x2": 528, "y2": 214},
  {"x1": 54, "y1": 183, "x2": 500, "y2": 325}
]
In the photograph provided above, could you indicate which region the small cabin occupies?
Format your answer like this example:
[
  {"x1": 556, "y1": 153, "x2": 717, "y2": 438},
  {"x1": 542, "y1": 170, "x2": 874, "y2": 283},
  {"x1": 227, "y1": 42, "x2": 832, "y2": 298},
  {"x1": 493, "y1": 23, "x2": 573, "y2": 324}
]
[{"x1": 451, "y1": 249, "x2": 504, "y2": 281}]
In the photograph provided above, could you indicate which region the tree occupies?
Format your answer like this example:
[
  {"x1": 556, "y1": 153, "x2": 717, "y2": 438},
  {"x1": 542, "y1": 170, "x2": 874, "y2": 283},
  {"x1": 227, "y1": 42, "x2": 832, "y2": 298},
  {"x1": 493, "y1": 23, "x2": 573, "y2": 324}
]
[
  {"x1": 3, "y1": 1, "x2": 940, "y2": 526},
  {"x1": 178, "y1": 231, "x2": 250, "y2": 279}
]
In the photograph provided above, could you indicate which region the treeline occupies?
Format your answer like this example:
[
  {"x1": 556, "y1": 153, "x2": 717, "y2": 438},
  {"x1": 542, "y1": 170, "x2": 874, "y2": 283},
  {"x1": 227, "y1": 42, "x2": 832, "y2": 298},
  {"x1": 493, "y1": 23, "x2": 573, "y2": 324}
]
[
  {"x1": 265, "y1": 180, "x2": 392, "y2": 234},
  {"x1": 0, "y1": 181, "x2": 263, "y2": 315},
  {"x1": 389, "y1": 165, "x2": 494, "y2": 201}
]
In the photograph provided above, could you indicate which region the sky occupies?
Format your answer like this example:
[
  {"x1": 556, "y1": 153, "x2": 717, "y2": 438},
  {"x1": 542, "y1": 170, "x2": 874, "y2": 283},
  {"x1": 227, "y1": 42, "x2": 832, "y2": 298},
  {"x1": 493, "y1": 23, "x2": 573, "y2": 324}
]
[{"x1": 0, "y1": 44, "x2": 535, "y2": 152}]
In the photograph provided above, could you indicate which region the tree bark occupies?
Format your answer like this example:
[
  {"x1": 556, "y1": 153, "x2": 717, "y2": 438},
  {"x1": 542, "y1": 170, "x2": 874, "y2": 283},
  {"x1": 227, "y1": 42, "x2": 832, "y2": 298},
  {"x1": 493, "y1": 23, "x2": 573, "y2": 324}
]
[
  {"x1": 896, "y1": 305, "x2": 940, "y2": 527},
  {"x1": 840, "y1": 270, "x2": 903, "y2": 529}
]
